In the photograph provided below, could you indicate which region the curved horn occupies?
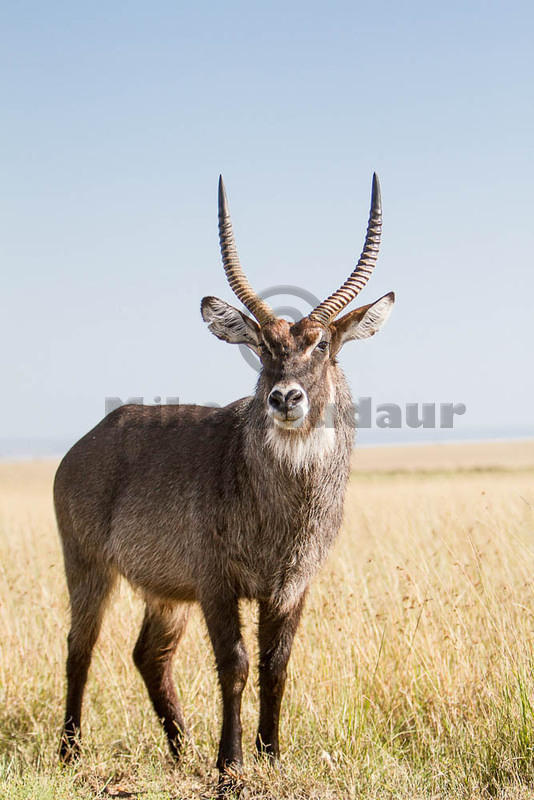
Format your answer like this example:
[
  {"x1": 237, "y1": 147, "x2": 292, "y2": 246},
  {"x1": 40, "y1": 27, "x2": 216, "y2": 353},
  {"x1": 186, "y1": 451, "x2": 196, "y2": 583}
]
[
  {"x1": 309, "y1": 173, "x2": 382, "y2": 326},
  {"x1": 218, "y1": 176, "x2": 275, "y2": 325}
]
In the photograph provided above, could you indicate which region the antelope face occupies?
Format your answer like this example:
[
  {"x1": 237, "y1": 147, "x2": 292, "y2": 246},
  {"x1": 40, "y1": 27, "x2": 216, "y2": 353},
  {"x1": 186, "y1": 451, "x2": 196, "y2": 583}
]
[
  {"x1": 201, "y1": 172, "x2": 395, "y2": 436},
  {"x1": 201, "y1": 293, "x2": 394, "y2": 433},
  {"x1": 259, "y1": 317, "x2": 330, "y2": 430}
]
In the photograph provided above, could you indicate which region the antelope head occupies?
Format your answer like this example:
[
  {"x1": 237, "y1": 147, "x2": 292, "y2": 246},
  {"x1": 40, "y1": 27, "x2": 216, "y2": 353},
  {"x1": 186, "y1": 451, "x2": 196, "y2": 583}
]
[{"x1": 201, "y1": 175, "x2": 395, "y2": 434}]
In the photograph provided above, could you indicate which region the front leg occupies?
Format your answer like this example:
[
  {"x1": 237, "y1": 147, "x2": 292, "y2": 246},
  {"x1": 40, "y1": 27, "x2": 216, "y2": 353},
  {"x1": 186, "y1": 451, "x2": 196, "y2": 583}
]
[
  {"x1": 201, "y1": 594, "x2": 249, "y2": 776},
  {"x1": 256, "y1": 591, "x2": 307, "y2": 760}
]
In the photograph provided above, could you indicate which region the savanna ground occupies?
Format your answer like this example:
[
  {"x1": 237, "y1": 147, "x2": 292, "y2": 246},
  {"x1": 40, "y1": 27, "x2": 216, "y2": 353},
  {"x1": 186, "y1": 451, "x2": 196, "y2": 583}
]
[{"x1": 1, "y1": 440, "x2": 534, "y2": 799}]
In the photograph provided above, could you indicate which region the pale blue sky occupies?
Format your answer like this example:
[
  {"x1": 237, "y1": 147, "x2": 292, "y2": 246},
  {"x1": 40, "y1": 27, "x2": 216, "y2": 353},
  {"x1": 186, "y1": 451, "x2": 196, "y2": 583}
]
[{"x1": 1, "y1": 1, "x2": 533, "y2": 451}]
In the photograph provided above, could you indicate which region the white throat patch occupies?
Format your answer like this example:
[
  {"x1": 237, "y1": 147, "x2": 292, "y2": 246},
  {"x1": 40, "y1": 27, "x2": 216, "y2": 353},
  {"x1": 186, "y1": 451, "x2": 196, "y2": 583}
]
[{"x1": 265, "y1": 424, "x2": 337, "y2": 472}]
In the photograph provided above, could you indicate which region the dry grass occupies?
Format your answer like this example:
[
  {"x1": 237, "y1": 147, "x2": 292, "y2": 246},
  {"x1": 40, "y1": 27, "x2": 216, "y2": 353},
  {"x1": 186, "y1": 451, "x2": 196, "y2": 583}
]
[
  {"x1": 351, "y1": 439, "x2": 534, "y2": 473},
  {"x1": 1, "y1": 442, "x2": 534, "y2": 799}
]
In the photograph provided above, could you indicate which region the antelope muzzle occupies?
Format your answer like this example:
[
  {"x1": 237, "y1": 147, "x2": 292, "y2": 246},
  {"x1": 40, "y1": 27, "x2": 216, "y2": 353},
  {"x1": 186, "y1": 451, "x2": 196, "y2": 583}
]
[{"x1": 267, "y1": 383, "x2": 309, "y2": 429}]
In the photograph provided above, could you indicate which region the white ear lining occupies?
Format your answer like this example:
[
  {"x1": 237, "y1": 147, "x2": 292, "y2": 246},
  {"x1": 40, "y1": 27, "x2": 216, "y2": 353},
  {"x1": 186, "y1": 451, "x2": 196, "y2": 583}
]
[
  {"x1": 352, "y1": 296, "x2": 394, "y2": 340},
  {"x1": 202, "y1": 297, "x2": 260, "y2": 349},
  {"x1": 338, "y1": 294, "x2": 395, "y2": 346}
]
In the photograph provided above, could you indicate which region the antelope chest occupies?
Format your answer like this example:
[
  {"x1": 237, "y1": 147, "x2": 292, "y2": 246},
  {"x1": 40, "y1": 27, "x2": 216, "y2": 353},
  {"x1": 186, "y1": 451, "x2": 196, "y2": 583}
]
[{"x1": 223, "y1": 507, "x2": 342, "y2": 610}]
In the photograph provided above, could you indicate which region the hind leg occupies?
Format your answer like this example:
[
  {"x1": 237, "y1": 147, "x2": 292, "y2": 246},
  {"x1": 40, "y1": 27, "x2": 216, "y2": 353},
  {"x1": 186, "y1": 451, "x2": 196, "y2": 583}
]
[
  {"x1": 60, "y1": 551, "x2": 115, "y2": 762},
  {"x1": 133, "y1": 599, "x2": 190, "y2": 759}
]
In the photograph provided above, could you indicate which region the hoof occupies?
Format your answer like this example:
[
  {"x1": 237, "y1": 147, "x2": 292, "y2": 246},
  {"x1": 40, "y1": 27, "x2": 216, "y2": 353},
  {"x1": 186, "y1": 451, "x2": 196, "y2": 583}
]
[
  {"x1": 217, "y1": 765, "x2": 247, "y2": 797},
  {"x1": 59, "y1": 738, "x2": 80, "y2": 764}
]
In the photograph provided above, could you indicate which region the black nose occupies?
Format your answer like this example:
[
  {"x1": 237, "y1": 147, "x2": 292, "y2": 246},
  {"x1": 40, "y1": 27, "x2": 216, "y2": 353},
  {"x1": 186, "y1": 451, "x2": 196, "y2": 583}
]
[
  {"x1": 285, "y1": 389, "x2": 303, "y2": 409},
  {"x1": 268, "y1": 388, "x2": 304, "y2": 414},
  {"x1": 268, "y1": 390, "x2": 285, "y2": 412}
]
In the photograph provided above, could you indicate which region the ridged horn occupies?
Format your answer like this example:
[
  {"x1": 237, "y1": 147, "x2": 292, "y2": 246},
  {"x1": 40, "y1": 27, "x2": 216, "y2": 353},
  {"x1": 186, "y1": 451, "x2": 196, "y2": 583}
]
[
  {"x1": 218, "y1": 176, "x2": 275, "y2": 325},
  {"x1": 309, "y1": 173, "x2": 382, "y2": 326}
]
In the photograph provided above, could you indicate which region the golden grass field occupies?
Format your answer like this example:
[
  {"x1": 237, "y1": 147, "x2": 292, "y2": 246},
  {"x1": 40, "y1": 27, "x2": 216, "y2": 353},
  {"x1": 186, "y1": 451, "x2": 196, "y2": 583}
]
[{"x1": 1, "y1": 440, "x2": 534, "y2": 799}]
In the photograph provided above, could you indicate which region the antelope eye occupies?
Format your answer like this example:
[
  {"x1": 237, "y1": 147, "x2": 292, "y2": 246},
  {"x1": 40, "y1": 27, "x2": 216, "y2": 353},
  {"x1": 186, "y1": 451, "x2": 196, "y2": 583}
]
[{"x1": 316, "y1": 340, "x2": 328, "y2": 352}]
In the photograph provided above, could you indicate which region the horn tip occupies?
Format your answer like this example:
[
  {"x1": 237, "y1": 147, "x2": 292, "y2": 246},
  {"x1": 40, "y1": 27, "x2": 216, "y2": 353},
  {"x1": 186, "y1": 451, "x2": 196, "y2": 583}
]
[
  {"x1": 371, "y1": 172, "x2": 382, "y2": 212},
  {"x1": 218, "y1": 175, "x2": 227, "y2": 212}
]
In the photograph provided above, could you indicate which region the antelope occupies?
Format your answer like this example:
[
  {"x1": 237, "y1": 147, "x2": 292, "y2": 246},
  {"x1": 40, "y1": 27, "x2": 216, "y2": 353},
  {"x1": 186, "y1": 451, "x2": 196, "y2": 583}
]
[{"x1": 54, "y1": 174, "x2": 395, "y2": 781}]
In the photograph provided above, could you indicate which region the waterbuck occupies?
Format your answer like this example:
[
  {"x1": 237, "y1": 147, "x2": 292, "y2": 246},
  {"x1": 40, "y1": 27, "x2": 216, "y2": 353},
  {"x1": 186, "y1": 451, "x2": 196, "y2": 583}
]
[{"x1": 54, "y1": 174, "x2": 395, "y2": 779}]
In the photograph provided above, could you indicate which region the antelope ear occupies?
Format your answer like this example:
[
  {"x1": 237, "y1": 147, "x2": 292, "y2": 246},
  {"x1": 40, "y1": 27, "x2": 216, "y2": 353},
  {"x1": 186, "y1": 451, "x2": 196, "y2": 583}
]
[
  {"x1": 201, "y1": 296, "x2": 261, "y2": 350},
  {"x1": 331, "y1": 291, "x2": 395, "y2": 353}
]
